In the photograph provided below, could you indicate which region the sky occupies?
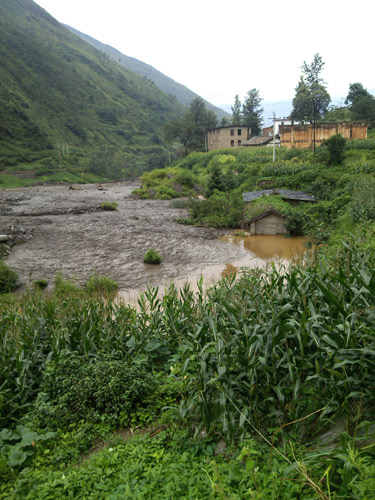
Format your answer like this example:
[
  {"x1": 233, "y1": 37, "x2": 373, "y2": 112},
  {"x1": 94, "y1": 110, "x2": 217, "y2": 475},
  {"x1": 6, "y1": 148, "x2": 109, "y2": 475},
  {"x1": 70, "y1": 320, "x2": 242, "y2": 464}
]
[{"x1": 34, "y1": 0, "x2": 374, "y2": 113}]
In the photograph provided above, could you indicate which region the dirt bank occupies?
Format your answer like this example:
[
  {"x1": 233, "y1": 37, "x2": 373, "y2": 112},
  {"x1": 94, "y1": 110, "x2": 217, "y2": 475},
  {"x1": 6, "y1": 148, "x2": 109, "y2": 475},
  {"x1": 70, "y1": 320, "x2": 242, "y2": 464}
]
[{"x1": 0, "y1": 180, "x2": 254, "y2": 293}]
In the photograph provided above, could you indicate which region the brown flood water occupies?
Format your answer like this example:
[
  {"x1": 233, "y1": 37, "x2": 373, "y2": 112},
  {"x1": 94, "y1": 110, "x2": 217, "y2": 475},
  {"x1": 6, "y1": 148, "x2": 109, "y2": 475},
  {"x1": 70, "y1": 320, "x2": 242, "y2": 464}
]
[
  {"x1": 219, "y1": 234, "x2": 307, "y2": 261},
  {"x1": 119, "y1": 234, "x2": 307, "y2": 306}
]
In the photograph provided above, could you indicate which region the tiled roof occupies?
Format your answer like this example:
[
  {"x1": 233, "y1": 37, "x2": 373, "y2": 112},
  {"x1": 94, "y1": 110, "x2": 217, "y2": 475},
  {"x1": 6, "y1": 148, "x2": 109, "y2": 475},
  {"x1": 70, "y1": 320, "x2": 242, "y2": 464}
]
[{"x1": 242, "y1": 136, "x2": 273, "y2": 146}]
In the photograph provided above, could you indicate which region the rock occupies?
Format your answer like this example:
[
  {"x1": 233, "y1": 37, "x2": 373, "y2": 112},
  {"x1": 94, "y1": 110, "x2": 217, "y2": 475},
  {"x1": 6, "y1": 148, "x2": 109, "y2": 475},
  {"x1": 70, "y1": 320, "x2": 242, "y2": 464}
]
[{"x1": 0, "y1": 235, "x2": 9, "y2": 242}]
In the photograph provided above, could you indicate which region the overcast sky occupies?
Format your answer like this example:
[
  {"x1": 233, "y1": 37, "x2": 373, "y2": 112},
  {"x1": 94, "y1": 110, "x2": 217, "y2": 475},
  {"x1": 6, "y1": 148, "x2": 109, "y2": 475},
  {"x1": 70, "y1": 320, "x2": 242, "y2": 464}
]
[{"x1": 34, "y1": 0, "x2": 374, "y2": 111}]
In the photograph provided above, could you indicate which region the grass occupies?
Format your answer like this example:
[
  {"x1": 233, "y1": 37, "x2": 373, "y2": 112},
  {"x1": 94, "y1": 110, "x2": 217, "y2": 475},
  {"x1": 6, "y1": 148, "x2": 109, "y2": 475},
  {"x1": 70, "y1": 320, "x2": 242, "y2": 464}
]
[
  {"x1": 100, "y1": 201, "x2": 118, "y2": 211},
  {"x1": 143, "y1": 248, "x2": 162, "y2": 264},
  {"x1": 0, "y1": 260, "x2": 18, "y2": 293},
  {"x1": 85, "y1": 273, "x2": 118, "y2": 295}
]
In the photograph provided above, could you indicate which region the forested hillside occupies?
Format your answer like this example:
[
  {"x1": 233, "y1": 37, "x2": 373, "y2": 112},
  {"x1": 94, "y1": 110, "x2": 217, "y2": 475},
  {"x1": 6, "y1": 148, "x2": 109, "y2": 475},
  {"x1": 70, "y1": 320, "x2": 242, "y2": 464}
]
[{"x1": 0, "y1": 0, "x2": 185, "y2": 177}]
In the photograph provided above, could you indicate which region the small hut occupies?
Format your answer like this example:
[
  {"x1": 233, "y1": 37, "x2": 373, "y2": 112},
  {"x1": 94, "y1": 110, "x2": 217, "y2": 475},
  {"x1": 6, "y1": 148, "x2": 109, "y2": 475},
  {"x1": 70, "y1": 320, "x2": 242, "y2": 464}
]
[{"x1": 247, "y1": 208, "x2": 286, "y2": 235}]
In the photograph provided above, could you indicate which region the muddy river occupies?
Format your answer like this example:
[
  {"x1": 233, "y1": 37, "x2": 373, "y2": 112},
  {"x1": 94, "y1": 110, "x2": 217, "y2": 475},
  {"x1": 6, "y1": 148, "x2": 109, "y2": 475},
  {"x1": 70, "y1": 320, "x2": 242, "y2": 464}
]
[{"x1": 0, "y1": 180, "x2": 306, "y2": 301}]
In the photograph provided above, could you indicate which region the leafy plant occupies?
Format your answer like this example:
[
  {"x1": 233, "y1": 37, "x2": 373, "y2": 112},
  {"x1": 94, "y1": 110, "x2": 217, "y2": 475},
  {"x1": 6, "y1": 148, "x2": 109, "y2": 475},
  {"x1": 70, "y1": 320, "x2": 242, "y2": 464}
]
[
  {"x1": 0, "y1": 425, "x2": 55, "y2": 469},
  {"x1": 143, "y1": 248, "x2": 162, "y2": 264},
  {"x1": 100, "y1": 201, "x2": 118, "y2": 211},
  {"x1": 32, "y1": 279, "x2": 48, "y2": 289},
  {"x1": 85, "y1": 273, "x2": 118, "y2": 295},
  {"x1": 0, "y1": 261, "x2": 18, "y2": 294},
  {"x1": 33, "y1": 354, "x2": 156, "y2": 428}
]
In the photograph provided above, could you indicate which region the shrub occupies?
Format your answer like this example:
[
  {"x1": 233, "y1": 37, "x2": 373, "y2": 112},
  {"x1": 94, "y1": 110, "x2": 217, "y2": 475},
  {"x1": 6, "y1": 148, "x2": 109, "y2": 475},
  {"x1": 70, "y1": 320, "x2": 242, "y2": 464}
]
[
  {"x1": 143, "y1": 248, "x2": 162, "y2": 264},
  {"x1": 321, "y1": 134, "x2": 347, "y2": 165},
  {"x1": 100, "y1": 201, "x2": 118, "y2": 211},
  {"x1": 33, "y1": 279, "x2": 48, "y2": 289},
  {"x1": 33, "y1": 354, "x2": 156, "y2": 428},
  {"x1": 85, "y1": 273, "x2": 118, "y2": 295},
  {"x1": 54, "y1": 272, "x2": 81, "y2": 296},
  {"x1": 0, "y1": 261, "x2": 18, "y2": 293}
]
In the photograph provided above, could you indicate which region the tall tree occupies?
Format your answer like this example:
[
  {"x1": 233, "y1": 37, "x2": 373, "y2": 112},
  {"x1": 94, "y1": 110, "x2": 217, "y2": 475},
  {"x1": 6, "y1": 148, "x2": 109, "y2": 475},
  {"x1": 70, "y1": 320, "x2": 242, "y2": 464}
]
[
  {"x1": 290, "y1": 54, "x2": 330, "y2": 122},
  {"x1": 164, "y1": 98, "x2": 217, "y2": 155},
  {"x1": 231, "y1": 94, "x2": 242, "y2": 125},
  {"x1": 345, "y1": 83, "x2": 375, "y2": 123},
  {"x1": 241, "y1": 89, "x2": 264, "y2": 135}
]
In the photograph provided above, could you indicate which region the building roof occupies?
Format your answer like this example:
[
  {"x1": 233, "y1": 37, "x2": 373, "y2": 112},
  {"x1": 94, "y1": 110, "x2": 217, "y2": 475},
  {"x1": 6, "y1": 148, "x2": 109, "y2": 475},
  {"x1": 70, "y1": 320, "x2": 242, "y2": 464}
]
[
  {"x1": 207, "y1": 125, "x2": 249, "y2": 132},
  {"x1": 247, "y1": 208, "x2": 285, "y2": 224},
  {"x1": 242, "y1": 135, "x2": 273, "y2": 146},
  {"x1": 242, "y1": 189, "x2": 316, "y2": 203}
]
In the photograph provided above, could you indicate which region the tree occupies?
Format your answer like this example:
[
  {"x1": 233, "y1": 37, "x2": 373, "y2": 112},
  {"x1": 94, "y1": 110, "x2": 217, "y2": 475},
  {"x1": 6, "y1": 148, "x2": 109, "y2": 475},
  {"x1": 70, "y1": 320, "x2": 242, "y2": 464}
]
[
  {"x1": 321, "y1": 134, "x2": 347, "y2": 165},
  {"x1": 290, "y1": 54, "x2": 330, "y2": 122},
  {"x1": 164, "y1": 98, "x2": 217, "y2": 155},
  {"x1": 241, "y1": 89, "x2": 264, "y2": 135},
  {"x1": 231, "y1": 94, "x2": 242, "y2": 124},
  {"x1": 345, "y1": 83, "x2": 375, "y2": 123}
]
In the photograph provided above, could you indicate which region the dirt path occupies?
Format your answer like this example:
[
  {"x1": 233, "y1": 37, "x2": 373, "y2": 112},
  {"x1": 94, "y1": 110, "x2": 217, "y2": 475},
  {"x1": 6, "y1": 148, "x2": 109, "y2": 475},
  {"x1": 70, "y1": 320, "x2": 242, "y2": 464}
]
[{"x1": 0, "y1": 180, "x2": 256, "y2": 293}]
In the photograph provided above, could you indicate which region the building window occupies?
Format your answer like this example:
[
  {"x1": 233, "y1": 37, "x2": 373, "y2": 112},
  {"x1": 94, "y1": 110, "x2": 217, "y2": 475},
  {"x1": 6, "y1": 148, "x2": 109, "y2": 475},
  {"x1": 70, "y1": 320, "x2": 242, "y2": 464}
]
[
  {"x1": 238, "y1": 129, "x2": 242, "y2": 136},
  {"x1": 238, "y1": 140, "x2": 241, "y2": 146},
  {"x1": 230, "y1": 129, "x2": 234, "y2": 136},
  {"x1": 230, "y1": 140, "x2": 234, "y2": 147}
]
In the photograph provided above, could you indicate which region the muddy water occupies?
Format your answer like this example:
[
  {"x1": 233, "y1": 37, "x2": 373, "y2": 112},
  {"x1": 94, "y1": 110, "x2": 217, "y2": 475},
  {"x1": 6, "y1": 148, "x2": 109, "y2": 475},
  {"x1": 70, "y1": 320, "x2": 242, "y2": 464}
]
[
  {"x1": 219, "y1": 234, "x2": 307, "y2": 261},
  {"x1": 0, "y1": 182, "x2": 307, "y2": 307},
  {"x1": 119, "y1": 234, "x2": 307, "y2": 306}
]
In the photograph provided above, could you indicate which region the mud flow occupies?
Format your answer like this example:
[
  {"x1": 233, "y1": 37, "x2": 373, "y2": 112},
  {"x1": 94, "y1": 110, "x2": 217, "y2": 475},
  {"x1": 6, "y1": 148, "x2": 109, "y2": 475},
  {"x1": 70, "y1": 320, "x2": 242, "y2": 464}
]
[{"x1": 0, "y1": 181, "x2": 306, "y2": 302}]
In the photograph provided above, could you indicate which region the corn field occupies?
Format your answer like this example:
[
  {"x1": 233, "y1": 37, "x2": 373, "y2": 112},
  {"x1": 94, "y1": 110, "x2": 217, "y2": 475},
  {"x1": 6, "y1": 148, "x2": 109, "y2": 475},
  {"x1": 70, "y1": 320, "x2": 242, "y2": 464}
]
[{"x1": 1, "y1": 240, "x2": 375, "y2": 438}]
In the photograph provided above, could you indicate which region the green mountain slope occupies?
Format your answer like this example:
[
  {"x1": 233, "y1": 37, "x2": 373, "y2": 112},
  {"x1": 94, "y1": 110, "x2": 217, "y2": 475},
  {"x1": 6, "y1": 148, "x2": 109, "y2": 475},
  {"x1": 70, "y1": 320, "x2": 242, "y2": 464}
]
[
  {"x1": 0, "y1": 0, "x2": 185, "y2": 175},
  {"x1": 65, "y1": 25, "x2": 230, "y2": 121}
]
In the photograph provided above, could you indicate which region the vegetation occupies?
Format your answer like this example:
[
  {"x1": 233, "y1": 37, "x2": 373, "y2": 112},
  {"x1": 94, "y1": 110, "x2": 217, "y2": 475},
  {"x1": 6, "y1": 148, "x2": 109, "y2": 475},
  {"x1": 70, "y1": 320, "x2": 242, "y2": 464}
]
[
  {"x1": 230, "y1": 89, "x2": 264, "y2": 135},
  {"x1": 100, "y1": 201, "x2": 118, "y2": 211},
  {"x1": 32, "y1": 279, "x2": 48, "y2": 290},
  {"x1": 67, "y1": 25, "x2": 229, "y2": 120},
  {"x1": 291, "y1": 53, "x2": 331, "y2": 122},
  {"x1": 85, "y1": 273, "x2": 118, "y2": 295},
  {"x1": 143, "y1": 248, "x2": 162, "y2": 264},
  {"x1": 135, "y1": 137, "x2": 375, "y2": 240},
  {"x1": 0, "y1": 261, "x2": 18, "y2": 294},
  {"x1": 0, "y1": 0, "x2": 185, "y2": 178},
  {"x1": 1, "y1": 233, "x2": 375, "y2": 497},
  {"x1": 345, "y1": 82, "x2": 375, "y2": 124},
  {"x1": 164, "y1": 98, "x2": 217, "y2": 156}
]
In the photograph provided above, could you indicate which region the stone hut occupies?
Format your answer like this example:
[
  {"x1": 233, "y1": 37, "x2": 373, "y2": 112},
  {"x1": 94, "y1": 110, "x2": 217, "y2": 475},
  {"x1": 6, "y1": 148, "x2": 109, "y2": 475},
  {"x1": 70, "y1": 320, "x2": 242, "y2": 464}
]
[
  {"x1": 248, "y1": 208, "x2": 286, "y2": 235},
  {"x1": 242, "y1": 190, "x2": 316, "y2": 235}
]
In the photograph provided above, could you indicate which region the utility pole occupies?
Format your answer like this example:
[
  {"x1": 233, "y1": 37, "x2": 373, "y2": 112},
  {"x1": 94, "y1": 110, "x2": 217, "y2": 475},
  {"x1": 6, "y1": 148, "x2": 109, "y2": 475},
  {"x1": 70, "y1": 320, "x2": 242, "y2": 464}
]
[{"x1": 272, "y1": 112, "x2": 276, "y2": 162}]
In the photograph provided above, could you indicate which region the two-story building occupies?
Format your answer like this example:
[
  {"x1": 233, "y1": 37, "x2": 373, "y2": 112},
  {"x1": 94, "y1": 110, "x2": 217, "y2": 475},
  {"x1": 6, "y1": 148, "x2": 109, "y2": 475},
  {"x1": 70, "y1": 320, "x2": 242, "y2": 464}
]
[{"x1": 207, "y1": 126, "x2": 251, "y2": 151}]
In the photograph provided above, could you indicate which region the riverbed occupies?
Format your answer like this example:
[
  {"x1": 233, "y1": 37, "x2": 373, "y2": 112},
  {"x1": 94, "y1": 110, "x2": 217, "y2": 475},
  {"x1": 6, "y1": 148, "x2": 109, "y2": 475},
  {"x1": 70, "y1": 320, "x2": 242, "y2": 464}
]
[{"x1": 0, "y1": 180, "x2": 306, "y2": 300}]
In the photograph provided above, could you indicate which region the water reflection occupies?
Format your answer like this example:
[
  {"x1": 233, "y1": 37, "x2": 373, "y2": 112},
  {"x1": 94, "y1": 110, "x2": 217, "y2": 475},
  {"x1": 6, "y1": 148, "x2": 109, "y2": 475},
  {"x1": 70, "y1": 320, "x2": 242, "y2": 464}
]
[{"x1": 219, "y1": 234, "x2": 307, "y2": 261}]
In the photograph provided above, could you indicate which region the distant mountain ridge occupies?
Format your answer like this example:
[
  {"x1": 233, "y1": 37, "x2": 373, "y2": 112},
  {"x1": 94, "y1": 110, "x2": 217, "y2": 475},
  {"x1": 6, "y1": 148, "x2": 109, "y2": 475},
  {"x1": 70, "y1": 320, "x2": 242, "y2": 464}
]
[{"x1": 65, "y1": 25, "x2": 230, "y2": 120}]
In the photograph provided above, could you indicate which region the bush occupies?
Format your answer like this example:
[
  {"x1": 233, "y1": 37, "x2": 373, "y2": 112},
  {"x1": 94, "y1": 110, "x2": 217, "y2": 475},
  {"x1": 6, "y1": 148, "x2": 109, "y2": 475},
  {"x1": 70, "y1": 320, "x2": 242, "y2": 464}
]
[
  {"x1": 143, "y1": 248, "x2": 162, "y2": 264},
  {"x1": 85, "y1": 273, "x2": 118, "y2": 295},
  {"x1": 321, "y1": 134, "x2": 347, "y2": 165},
  {"x1": 100, "y1": 201, "x2": 118, "y2": 211},
  {"x1": 0, "y1": 261, "x2": 18, "y2": 293},
  {"x1": 54, "y1": 272, "x2": 81, "y2": 296},
  {"x1": 33, "y1": 354, "x2": 156, "y2": 428},
  {"x1": 33, "y1": 279, "x2": 48, "y2": 289}
]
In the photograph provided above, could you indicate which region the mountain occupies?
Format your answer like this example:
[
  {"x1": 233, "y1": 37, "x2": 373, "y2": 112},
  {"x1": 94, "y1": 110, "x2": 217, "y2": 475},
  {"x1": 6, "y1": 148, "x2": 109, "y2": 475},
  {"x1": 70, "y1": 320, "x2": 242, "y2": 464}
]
[
  {"x1": 65, "y1": 25, "x2": 230, "y2": 121},
  {"x1": 0, "y1": 0, "x2": 186, "y2": 175}
]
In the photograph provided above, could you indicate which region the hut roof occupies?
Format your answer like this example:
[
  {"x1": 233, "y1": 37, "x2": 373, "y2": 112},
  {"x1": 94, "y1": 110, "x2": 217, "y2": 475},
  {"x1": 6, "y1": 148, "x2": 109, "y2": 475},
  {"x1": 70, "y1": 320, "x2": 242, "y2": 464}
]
[
  {"x1": 242, "y1": 136, "x2": 273, "y2": 146},
  {"x1": 242, "y1": 189, "x2": 316, "y2": 203},
  {"x1": 247, "y1": 208, "x2": 285, "y2": 224}
]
